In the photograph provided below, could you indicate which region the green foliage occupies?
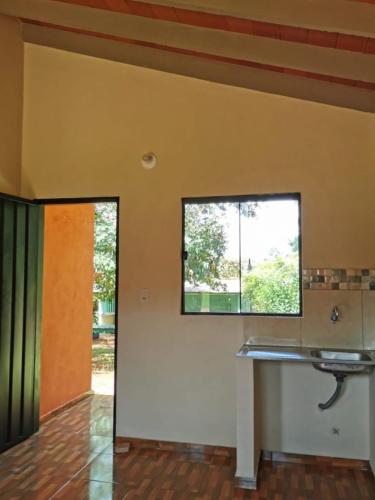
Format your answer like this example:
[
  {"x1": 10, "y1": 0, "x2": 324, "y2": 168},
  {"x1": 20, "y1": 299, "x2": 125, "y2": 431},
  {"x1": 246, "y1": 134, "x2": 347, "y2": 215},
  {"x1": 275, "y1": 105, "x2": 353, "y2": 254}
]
[
  {"x1": 94, "y1": 203, "x2": 117, "y2": 302},
  {"x1": 92, "y1": 339, "x2": 115, "y2": 372},
  {"x1": 220, "y1": 259, "x2": 240, "y2": 279},
  {"x1": 184, "y1": 204, "x2": 228, "y2": 290},
  {"x1": 184, "y1": 202, "x2": 257, "y2": 290},
  {"x1": 242, "y1": 254, "x2": 300, "y2": 314},
  {"x1": 184, "y1": 200, "x2": 299, "y2": 314},
  {"x1": 240, "y1": 202, "x2": 258, "y2": 218}
]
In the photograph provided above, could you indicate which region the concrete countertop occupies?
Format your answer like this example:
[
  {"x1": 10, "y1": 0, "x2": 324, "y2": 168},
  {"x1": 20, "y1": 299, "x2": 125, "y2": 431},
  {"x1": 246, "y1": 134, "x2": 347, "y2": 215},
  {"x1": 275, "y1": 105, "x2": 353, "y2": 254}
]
[{"x1": 236, "y1": 344, "x2": 375, "y2": 365}]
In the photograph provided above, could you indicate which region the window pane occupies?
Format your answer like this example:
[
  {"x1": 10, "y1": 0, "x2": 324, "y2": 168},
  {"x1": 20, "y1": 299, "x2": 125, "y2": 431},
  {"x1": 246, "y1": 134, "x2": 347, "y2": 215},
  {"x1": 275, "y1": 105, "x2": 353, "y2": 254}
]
[
  {"x1": 184, "y1": 202, "x2": 240, "y2": 313},
  {"x1": 240, "y1": 199, "x2": 300, "y2": 314}
]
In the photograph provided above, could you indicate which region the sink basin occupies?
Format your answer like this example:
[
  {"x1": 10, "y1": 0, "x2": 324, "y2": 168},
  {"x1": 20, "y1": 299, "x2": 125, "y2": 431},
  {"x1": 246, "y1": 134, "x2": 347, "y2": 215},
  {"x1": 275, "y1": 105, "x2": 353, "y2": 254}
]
[
  {"x1": 310, "y1": 350, "x2": 371, "y2": 362},
  {"x1": 310, "y1": 349, "x2": 372, "y2": 374}
]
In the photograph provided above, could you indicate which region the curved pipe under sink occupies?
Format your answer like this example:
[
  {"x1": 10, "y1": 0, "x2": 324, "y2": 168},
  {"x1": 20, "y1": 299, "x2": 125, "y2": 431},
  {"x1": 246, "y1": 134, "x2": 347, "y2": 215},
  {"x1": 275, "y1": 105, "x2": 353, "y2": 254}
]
[{"x1": 318, "y1": 372, "x2": 346, "y2": 410}]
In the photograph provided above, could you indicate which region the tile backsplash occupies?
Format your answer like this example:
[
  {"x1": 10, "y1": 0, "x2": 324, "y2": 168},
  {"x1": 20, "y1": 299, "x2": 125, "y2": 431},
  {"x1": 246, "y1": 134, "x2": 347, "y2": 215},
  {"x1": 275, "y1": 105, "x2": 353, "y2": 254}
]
[
  {"x1": 243, "y1": 316, "x2": 301, "y2": 347},
  {"x1": 303, "y1": 268, "x2": 375, "y2": 290}
]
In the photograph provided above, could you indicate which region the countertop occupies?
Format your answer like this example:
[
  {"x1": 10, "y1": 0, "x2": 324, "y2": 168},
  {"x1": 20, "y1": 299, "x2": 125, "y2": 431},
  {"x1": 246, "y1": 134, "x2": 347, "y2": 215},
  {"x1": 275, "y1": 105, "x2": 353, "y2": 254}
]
[{"x1": 236, "y1": 344, "x2": 375, "y2": 365}]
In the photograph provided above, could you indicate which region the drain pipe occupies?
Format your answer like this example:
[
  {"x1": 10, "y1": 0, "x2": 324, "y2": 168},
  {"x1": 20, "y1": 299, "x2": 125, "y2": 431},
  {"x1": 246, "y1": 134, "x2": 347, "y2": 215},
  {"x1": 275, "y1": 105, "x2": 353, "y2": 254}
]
[{"x1": 318, "y1": 373, "x2": 346, "y2": 410}]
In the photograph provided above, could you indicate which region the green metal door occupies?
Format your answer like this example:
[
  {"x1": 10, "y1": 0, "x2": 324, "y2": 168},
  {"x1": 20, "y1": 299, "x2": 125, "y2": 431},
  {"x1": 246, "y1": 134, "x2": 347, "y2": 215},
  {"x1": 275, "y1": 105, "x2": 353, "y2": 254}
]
[{"x1": 0, "y1": 198, "x2": 44, "y2": 453}]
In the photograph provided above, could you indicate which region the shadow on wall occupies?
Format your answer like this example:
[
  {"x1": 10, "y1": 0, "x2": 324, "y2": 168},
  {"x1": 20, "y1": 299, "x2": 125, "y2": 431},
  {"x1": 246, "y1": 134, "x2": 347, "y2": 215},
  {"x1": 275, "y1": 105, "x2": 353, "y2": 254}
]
[{"x1": 256, "y1": 362, "x2": 282, "y2": 452}]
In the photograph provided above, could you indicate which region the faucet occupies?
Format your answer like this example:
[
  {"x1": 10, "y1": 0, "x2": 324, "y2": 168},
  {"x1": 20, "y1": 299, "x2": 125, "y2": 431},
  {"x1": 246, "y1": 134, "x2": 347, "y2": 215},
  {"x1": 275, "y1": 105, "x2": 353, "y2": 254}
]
[{"x1": 331, "y1": 306, "x2": 340, "y2": 322}]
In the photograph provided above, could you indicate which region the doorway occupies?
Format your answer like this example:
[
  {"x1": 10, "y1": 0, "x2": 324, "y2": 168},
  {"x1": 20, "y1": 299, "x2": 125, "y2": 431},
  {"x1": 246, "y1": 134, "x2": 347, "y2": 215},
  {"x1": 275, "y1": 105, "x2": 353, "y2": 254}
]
[
  {"x1": 39, "y1": 197, "x2": 119, "y2": 437},
  {"x1": 92, "y1": 202, "x2": 117, "y2": 397},
  {"x1": 0, "y1": 194, "x2": 119, "y2": 453}
]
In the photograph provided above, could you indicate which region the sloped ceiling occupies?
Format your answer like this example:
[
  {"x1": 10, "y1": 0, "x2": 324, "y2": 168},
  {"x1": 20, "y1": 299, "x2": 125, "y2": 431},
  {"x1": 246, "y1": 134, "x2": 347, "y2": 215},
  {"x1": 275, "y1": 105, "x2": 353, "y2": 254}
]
[{"x1": 1, "y1": 0, "x2": 375, "y2": 111}]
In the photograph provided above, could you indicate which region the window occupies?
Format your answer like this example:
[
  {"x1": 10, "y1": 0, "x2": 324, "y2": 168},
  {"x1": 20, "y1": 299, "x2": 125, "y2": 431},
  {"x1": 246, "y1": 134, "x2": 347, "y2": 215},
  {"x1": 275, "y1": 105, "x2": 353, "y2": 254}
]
[{"x1": 182, "y1": 194, "x2": 301, "y2": 316}]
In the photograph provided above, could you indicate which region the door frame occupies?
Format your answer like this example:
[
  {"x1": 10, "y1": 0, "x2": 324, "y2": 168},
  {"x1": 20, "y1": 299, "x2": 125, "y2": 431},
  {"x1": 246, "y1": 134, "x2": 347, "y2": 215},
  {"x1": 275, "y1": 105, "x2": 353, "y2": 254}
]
[
  {"x1": 35, "y1": 196, "x2": 120, "y2": 443},
  {"x1": 0, "y1": 192, "x2": 39, "y2": 206}
]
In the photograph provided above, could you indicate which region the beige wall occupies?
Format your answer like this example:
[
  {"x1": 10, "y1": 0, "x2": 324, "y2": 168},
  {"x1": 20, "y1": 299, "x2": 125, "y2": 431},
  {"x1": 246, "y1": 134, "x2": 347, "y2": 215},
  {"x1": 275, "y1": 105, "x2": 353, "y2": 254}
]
[
  {"x1": 0, "y1": 15, "x2": 23, "y2": 195},
  {"x1": 21, "y1": 44, "x2": 375, "y2": 449}
]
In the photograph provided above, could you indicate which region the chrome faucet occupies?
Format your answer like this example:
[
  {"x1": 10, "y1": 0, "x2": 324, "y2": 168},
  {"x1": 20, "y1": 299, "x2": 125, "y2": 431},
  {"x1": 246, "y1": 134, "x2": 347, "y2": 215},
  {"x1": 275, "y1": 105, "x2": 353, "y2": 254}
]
[{"x1": 331, "y1": 306, "x2": 340, "y2": 322}]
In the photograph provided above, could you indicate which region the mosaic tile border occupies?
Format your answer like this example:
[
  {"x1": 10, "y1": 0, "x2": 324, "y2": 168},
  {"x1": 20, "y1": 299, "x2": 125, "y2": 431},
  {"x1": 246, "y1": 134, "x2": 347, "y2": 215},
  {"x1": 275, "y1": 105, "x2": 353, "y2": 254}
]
[{"x1": 303, "y1": 269, "x2": 375, "y2": 290}]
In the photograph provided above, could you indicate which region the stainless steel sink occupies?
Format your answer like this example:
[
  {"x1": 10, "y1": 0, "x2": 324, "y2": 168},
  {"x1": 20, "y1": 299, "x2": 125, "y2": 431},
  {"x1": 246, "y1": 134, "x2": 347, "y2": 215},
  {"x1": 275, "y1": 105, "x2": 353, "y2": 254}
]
[
  {"x1": 310, "y1": 350, "x2": 372, "y2": 362},
  {"x1": 310, "y1": 349, "x2": 372, "y2": 374},
  {"x1": 310, "y1": 349, "x2": 373, "y2": 409}
]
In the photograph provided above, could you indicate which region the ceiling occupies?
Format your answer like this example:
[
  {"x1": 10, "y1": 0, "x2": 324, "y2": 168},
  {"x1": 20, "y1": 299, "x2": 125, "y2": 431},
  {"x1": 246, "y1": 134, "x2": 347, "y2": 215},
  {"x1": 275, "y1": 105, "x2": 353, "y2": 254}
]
[{"x1": 1, "y1": 0, "x2": 375, "y2": 111}]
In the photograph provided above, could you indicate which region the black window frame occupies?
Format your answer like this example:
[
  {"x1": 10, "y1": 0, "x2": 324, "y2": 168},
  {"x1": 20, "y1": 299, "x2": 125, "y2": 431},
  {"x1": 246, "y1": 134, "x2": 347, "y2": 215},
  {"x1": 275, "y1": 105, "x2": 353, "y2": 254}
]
[{"x1": 181, "y1": 192, "x2": 302, "y2": 317}]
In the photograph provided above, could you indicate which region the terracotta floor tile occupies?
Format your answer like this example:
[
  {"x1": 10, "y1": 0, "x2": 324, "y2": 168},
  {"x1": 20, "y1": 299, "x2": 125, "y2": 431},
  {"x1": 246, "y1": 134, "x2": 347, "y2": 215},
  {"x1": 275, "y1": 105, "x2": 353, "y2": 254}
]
[
  {"x1": 0, "y1": 395, "x2": 374, "y2": 499},
  {"x1": 52, "y1": 478, "x2": 128, "y2": 500},
  {"x1": 0, "y1": 473, "x2": 70, "y2": 499}
]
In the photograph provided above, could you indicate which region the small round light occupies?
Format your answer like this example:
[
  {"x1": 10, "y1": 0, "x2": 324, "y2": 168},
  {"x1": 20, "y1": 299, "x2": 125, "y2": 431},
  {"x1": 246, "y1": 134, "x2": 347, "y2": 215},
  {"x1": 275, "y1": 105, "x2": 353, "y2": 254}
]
[{"x1": 141, "y1": 152, "x2": 157, "y2": 169}]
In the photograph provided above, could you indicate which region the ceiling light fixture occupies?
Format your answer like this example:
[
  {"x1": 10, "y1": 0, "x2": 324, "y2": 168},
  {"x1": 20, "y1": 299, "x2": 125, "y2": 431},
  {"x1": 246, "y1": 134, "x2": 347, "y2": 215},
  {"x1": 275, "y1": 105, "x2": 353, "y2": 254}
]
[{"x1": 141, "y1": 152, "x2": 157, "y2": 169}]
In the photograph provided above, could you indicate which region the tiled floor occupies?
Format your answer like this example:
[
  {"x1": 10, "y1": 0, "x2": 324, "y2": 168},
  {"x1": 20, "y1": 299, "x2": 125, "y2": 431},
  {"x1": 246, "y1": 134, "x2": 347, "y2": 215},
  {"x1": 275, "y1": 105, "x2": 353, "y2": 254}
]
[
  {"x1": 0, "y1": 395, "x2": 374, "y2": 499},
  {"x1": 0, "y1": 395, "x2": 114, "y2": 499}
]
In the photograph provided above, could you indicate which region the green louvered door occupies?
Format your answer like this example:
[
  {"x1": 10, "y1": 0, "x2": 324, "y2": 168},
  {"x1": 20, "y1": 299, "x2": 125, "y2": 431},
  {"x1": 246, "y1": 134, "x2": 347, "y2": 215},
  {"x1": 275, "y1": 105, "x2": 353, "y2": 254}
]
[{"x1": 0, "y1": 198, "x2": 44, "y2": 453}]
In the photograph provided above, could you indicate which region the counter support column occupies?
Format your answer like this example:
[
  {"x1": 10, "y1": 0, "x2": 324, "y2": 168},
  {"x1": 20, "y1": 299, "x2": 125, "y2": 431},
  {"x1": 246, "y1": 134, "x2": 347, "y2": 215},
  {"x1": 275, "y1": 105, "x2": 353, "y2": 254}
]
[{"x1": 235, "y1": 357, "x2": 260, "y2": 489}]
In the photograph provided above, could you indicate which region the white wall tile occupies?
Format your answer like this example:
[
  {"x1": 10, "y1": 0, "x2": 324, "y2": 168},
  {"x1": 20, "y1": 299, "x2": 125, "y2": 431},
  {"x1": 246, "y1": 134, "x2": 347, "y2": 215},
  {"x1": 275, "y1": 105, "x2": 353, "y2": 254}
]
[
  {"x1": 301, "y1": 290, "x2": 363, "y2": 349},
  {"x1": 243, "y1": 316, "x2": 301, "y2": 346},
  {"x1": 363, "y1": 291, "x2": 375, "y2": 350}
]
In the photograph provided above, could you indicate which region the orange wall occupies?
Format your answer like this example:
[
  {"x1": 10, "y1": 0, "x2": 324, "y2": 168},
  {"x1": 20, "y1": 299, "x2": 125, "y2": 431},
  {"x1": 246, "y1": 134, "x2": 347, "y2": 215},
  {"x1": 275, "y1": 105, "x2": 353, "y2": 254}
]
[{"x1": 40, "y1": 204, "x2": 95, "y2": 419}]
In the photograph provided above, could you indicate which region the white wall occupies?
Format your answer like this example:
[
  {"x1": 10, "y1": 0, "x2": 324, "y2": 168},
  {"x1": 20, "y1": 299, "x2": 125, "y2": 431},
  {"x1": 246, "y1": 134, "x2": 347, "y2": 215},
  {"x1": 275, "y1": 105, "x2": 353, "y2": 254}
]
[
  {"x1": 370, "y1": 370, "x2": 375, "y2": 470},
  {"x1": 257, "y1": 362, "x2": 369, "y2": 459},
  {"x1": 21, "y1": 44, "x2": 375, "y2": 451}
]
